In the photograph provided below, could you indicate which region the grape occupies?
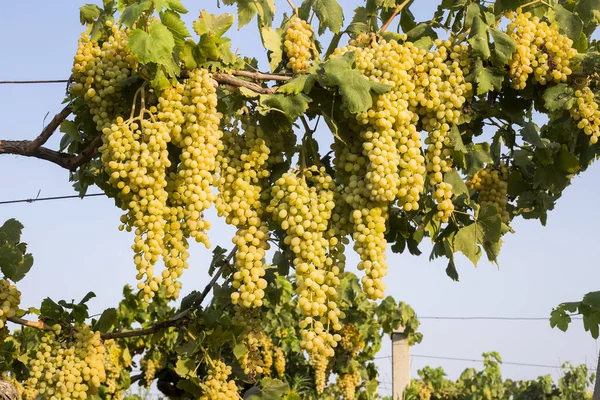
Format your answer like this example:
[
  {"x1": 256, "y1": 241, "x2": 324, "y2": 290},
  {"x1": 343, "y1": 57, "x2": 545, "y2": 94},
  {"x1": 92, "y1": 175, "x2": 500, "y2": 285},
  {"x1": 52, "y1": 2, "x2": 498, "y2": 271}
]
[
  {"x1": 337, "y1": 370, "x2": 362, "y2": 400},
  {"x1": 467, "y1": 163, "x2": 511, "y2": 224},
  {"x1": 571, "y1": 87, "x2": 600, "y2": 145},
  {"x1": 0, "y1": 279, "x2": 20, "y2": 330},
  {"x1": 506, "y1": 10, "x2": 577, "y2": 90},
  {"x1": 24, "y1": 324, "x2": 107, "y2": 399},
  {"x1": 274, "y1": 347, "x2": 286, "y2": 377},
  {"x1": 216, "y1": 113, "x2": 289, "y2": 308},
  {"x1": 200, "y1": 359, "x2": 241, "y2": 400},
  {"x1": 268, "y1": 166, "x2": 343, "y2": 358},
  {"x1": 339, "y1": 324, "x2": 364, "y2": 357},
  {"x1": 284, "y1": 16, "x2": 314, "y2": 73},
  {"x1": 310, "y1": 352, "x2": 330, "y2": 394}
]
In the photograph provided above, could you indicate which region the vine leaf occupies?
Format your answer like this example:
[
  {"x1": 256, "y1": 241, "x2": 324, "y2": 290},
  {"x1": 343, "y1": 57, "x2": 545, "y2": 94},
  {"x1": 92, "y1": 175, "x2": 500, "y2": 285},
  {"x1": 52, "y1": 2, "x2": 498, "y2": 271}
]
[
  {"x1": 543, "y1": 83, "x2": 576, "y2": 112},
  {"x1": 454, "y1": 224, "x2": 482, "y2": 265},
  {"x1": 120, "y1": 1, "x2": 152, "y2": 28},
  {"x1": 260, "y1": 26, "x2": 283, "y2": 71},
  {"x1": 92, "y1": 308, "x2": 117, "y2": 333},
  {"x1": 465, "y1": 143, "x2": 493, "y2": 176},
  {"x1": 552, "y1": 5, "x2": 583, "y2": 47},
  {"x1": 472, "y1": 59, "x2": 504, "y2": 95},
  {"x1": 0, "y1": 219, "x2": 34, "y2": 283},
  {"x1": 277, "y1": 74, "x2": 318, "y2": 94},
  {"x1": 244, "y1": 378, "x2": 290, "y2": 400},
  {"x1": 468, "y1": 16, "x2": 490, "y2": 60},
  {"x1": 193, "y1": 11, "x2": 235, "y2": 37},
  {"x1": 160, "y1": 10, "x2": 191, "y2": 47},
  {"x1": 444, "y1": 170, "x2": 469, "y2": 199},
  {"x1": 153, "y1": 0, "x2": 188, "y2": 13},
  {"x1": 129, "y1": 21, "x2": 175, "y2": 66},
  {"x1": 259, "y1": 93, "x2": 312, "y2": 120},
  {"x1": 301, "y1": 0, "x2": 344, "y2": 34},
  {"x1": 520, "y1": 122, "x2": 545, "y2": 148},
  {"x1": 575, "y1": 0, "x2": 600, "y2": 26},
  {"x1": 454, "y1": 205, "x2": 502, "y2": 266},
  {"x1": 80, "y1": 4, "x2": 102, "y2": 24},
  {"x1": 318, "y1": 52, "x2": 391, "y2": 114},
  {"x1": 489, "y1": 27, "x2": 516, "y2": 66}
]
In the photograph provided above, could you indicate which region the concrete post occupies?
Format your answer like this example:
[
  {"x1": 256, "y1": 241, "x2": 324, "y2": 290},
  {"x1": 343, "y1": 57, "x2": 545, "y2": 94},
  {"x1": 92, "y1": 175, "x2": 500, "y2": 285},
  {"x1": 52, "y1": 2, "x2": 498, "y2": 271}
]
[{"x1": 392, "y1": 327, "x2": 410, "y2": 400}]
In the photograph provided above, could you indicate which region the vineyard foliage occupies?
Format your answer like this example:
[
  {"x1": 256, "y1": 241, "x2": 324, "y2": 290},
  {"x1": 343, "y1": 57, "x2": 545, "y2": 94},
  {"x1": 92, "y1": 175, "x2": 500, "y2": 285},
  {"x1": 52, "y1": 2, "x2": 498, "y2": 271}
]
[
  {"x1": 0, "y1": 0, "x2": 600, "y2": 398},
  {"x1": 402, "y1": 353, "x2": 595, "y2": 400}
]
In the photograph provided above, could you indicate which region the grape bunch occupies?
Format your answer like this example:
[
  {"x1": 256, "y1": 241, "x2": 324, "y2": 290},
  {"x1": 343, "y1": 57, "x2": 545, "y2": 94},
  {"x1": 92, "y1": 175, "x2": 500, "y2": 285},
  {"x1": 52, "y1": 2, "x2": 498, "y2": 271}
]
[
  {"x1": 310, "y1": 352, "x2": 330, "y2": 394},
  {"x1": 506, "y1": 10, "x2": 577, "y2": 90},
  {"x1": 467, "y1": 163, "x2": 510, "y2": 223},
  {"x1": 71, "y1": 21, "x2": 138, "y2": 132},
  {"x1": 571, "y1": 86, "x2": 600, "y2": 145},
  {"x1": 337, "y1": 370, "x2": 362, "y2": 400},
  {"x1": 284, "y1": 16, "x2": 314, "y2": 72},
  {"x1": 24, "y1": 324, "x2": 107, "y2": 399},
  {"x1": 268, "y1": 166, "x2": 343, "y2": 357},
  {"x1": 200, "y1": 359, "x2": 240, "y2": 400},
  {"x1": 339, "y1": 324, "x2": 364, "y2": 357},
  {"x1": 103, "y1": 339, "x2": 129, "y2": 399},
  {"x1": 0, "y1": 279, "x2": 20, "y2": 329},
  {"x1": 274, "y1": 347, "x2": 286, "y2": 377},
  {"x1": 217, "y1": 114, "x2": 288, "y2": 308}
]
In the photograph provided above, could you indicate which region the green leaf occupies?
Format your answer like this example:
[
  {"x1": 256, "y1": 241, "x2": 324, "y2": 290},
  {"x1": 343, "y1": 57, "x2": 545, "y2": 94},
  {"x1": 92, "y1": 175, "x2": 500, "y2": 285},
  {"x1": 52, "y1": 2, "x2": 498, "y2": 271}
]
[
  {"x1": 465, "y1": 3, "x2": 482, "y2": 29},
  {"x1": 318, "y1": 52, "x2": 391, "y2": 114},
  {"x1": 153, "y1": 0, "x2": 188, "y2": 13},
  {"x1": 259, "y1": 378, "x2": 290, "y2": 400},
  {"x1": 0, "y1": 219, "x2": 23, "y2": 244},
  {"x1": 175, "y1": 357, "x2": 196, "y2": 378},
  {"x1": 230, "y1": 0, "x2": 258, "y2": 29},
  {"x1": 180, "y1": 40, "x2": 199, "y2": 69},
  {"x1": 259, "y1": 93, "x2": 312, "y2": 120},
  {"x1": 468, "y1": 16, "x2": 490, "y2": 60},
  {"x1": 543, "y1": 83, "x2": 576, "y2": 112},
  {"x1": 556, "y1": 147, "x2": 579, "y2": 174},
  {"x1": 583, "y1": 291, "x2": 600, "y2": 310},
  {"x1": 120, "y1": 1, "x2": 152, "y2": 28},
  {"x1": 444, "y1": 170, "x2": 469, "y2": 198},
  {"x1": 454, "y1": 224, "x2": 482, "y2": 266},
  {"x1": 478, "y1": 204, "x2": 502, "y2": 243},
  {"x1": 129, "y1": 21, "x2": 175, "y2": 66},
  {"x1": 448, "y1": 125, "x2": 467, "y2": 153},
  {"x1": 483, "y1": 238, "x2": 502, "y2": 264},
  {"x1": 554, "y1": 5, "x2": 583, "y2": 46},
  {"x1": 60, "y1": 121, "x2": 82, "y2": 146},
  {"x1": 472, "y1": 59, "x2": 504, "y2": 95},
  {"x1": 79, "y1": 291, "x2": 96, "y2": 304},
  {"x1": 160, "y1": 10, "x2": 191, "y2": 46},
  {"x1": 2, "y1": 253, "x2": 33, "y2": 283},
  {"x1": 550, "y1": 307, "x2": 572, "y2": 332},
  {"x1": 261, "y1": 26, "x2": 283, "y2": 71},
  {"x1": 575, "y1": 0, "x2": 600, "y2": 26},
  {"x1": 489, "y1": 27, "x2": 516, "y2": 66},
  {"x1": 465, "y1": 142, "x2": 493, "y2": 176},
  {"x1": 193, "y1": 11, "x2": 235, "y2": 37},
  {"x1": 233, "y1": 342, "x2": 248, "y2": 359},
  {"x1": 520, "y1": 122, "x2": 545, "y2": 147},
  {"x1": 277, "y1": 74, "x2": 317, "y2": 94},
  {"x1": 92, "y1": 308, "x2": 117, "y2": 333},
  {"x1": 311, "y1": 0, "x2": 344, "y2": 34},
  {"x1": 80, "y1": 4, "x2": 102, "y2": 24}
]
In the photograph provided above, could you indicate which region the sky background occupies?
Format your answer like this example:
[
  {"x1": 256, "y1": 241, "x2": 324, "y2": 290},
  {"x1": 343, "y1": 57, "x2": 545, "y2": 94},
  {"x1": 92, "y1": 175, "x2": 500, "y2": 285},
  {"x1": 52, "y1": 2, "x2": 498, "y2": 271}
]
[{"x1": 1, "y1": 0, "x2": 599, "y2": 397}]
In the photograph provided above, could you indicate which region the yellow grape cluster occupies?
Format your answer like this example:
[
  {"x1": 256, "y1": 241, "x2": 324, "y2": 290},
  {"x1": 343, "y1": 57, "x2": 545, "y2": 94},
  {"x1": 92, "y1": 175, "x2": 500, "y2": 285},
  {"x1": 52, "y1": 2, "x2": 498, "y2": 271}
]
[
  {"x1": 506, "y1": 10, "x2": 577, "y2": 90},
  {"x1": 339, "y1": 324, "x2": 364, "y2": 357},
  {"x1": 217, "y1": 115, "x2": 286, "y2": 308},
  {"x1": 103, "y1": 339, "x2": 130, "y2": 399},
  {"x1": 232, "y1": 309, "x2": 271, "y2": 377},
  {"x1": 72, "y1": 23, "x2": 224, "y2": 301},
  {"x1": 571, "y1": 87, "x2": 600, "y2": 145},
  {"x1": 103, "y1": 115, "x2": 173, "y2": 301},
  {"x1": 157, "y1": 69, "x2": 223, "y2": 249},
  {"x1": 71, "y1": 21, "x2": 137, "y2": 132},
  {"x1": 420, "y1": 38, "x2": 472, "y2": 223},
  {"x1": 268, "y1": 166, "x2": 343, "y2": 357},
  {"x1": 310, "y1": 352, "x2": 330, "y2": 394},
  {"x1": 0, "y1": 279, "x2": 20, "y2": 329},
  {"x1": 274, "y1": 347, "x2": 286, "y2": 377},
  {"x1": 337, "y1": 370, "x2": 361, "y2": 400},
  {"x1": 467, "y1": 164, "x2": 510, "y2": 224},
  {"x1": 284, "y1": 16, "x2": 314, "y2": 73},
  {"x1": 337, "y1": 35, "x2": 426, "y2": 208},
  {"x1": 141, "y1": 355, "x2": 165, "y2": 388},
  {"x1": 24, "y1": 324, "x2": 107, "y2": 399},
  {"x1": 200, "y1": 359, "x2": 240, "y2": 400}
]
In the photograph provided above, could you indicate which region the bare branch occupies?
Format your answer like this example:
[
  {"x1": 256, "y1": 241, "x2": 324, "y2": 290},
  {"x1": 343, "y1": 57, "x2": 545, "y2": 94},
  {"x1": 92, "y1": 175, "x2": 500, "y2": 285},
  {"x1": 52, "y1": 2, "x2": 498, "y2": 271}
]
[
  {"x1": 26, "y1": 105, "x2": 72, "y2": 155},
  {"x1": 213, "y1": 72, "x2": 278, "y2": 94},
  {"x1": 0, "y1": 79, "x2": 68, "y2": 85},
  {"x1": 231, "y1": 70, "x2": 292, "y2": 82},
  {"x1": 379, "y1": 0, "x2": 411, "y2": 33},
  {"x1": 7, "y1": 316, "x2": 53, "y2": 331},
  {"x1": 68, "y1": 135, "x2": 103, "y2": 169},
  {"x1": 0, "y1": 140, "x2": 77, "y2": 170}
]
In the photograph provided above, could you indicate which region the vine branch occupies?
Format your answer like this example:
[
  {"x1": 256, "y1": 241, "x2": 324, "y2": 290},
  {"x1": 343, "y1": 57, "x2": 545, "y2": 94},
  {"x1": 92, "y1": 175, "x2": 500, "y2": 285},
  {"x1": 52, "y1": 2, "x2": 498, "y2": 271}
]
[
  {"x1": 379, "y1": 0, "x2": 411, "y2": 33},
  {"x1": 7, "y1": 247, "x2": 238, "y2": 340},
  {"x1": 27, "y1": 105, "x2": 72, "y2": 155}
]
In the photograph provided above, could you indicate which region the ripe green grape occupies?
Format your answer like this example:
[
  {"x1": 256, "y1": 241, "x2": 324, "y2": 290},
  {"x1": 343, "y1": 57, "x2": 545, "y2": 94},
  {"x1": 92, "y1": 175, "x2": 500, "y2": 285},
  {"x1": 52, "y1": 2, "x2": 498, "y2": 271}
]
[
  {"x1": 467, "y1": 163, "x2": 510, "y2": 223},
  {"x1": 200, "y1": 359, "x2": 241, "y2": 400},
  {"x1": 274, "y1": 347, "x2": 286, "y2": 377},
  {"x1": 268, "y1": 166, "x2": 343, "y2": 358},
  {"x1": 337, "y1": 370, "x2": 362, "y2": 400},
  {"x1": 310, "y1": 352, "x2": 330, "y2": 394},
  {"x1": 571, "y1": 87, "x2": 600, "y2": 145},
  {"x1": 506, "y1": 10, "x2": 577, "y2": 90},
  {"x1": 24, "y1": 324, "x2": 107, "y2": 399},
  {"x1": 284, "y1": 16, "x2": 314, "y2": 73},
  {"x1": 0, "y1": 279, "x2": 20, "y2": 329}
]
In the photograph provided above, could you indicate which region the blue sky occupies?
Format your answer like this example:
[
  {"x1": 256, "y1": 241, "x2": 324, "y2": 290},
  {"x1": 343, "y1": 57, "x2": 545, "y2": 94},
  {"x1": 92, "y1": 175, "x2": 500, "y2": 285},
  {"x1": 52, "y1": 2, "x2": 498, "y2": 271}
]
[{"x1": 1, "y1": 0, "x2": 599, "y2": 396}]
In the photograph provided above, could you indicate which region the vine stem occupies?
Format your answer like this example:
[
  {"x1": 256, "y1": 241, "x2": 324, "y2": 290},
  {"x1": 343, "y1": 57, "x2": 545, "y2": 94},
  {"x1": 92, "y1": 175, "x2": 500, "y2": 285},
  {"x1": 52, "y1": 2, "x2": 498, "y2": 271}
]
[
  {"x1": 286, "y1": 0, "x2": 298, "y2": 15},
  {"x1": 7, "y1": 247, "x2": 238, "y2": 340},
  {"x1": 379, "y1": 0, "x2": 411, "y2": 34}
]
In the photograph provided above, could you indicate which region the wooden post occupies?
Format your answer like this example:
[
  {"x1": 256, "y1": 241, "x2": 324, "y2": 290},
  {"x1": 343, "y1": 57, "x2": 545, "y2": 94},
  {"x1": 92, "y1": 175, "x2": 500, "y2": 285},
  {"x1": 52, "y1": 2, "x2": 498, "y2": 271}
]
[
  {"x1": 392, "y1": 327, "x2": 410, "y2": 400},
  {"x1": 593, "y1": 349, "x2": 600, "y2": 400}
]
